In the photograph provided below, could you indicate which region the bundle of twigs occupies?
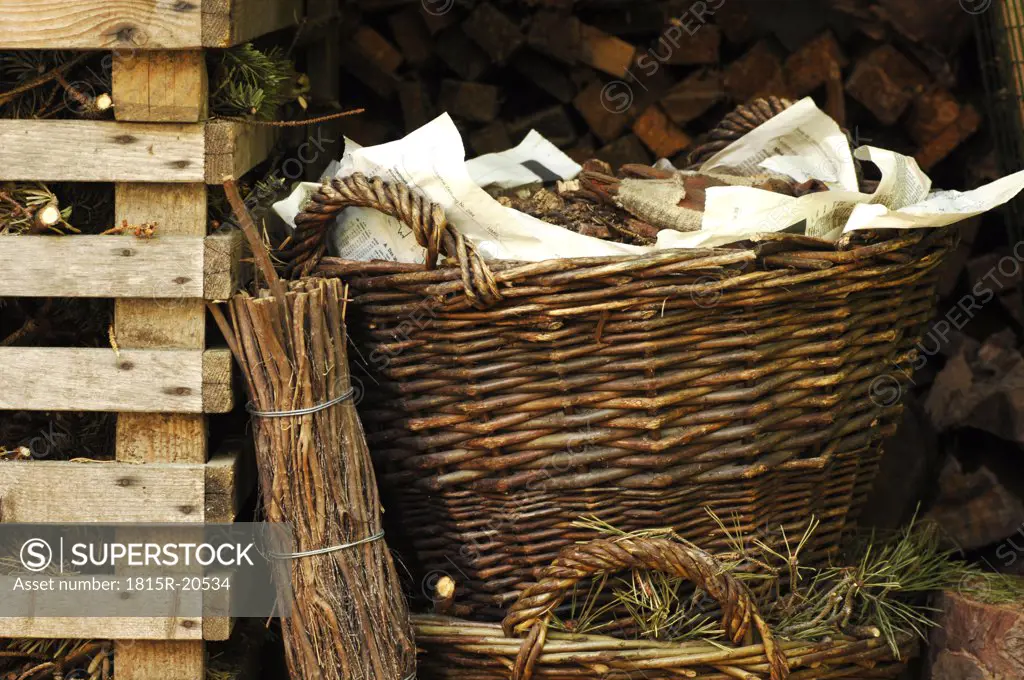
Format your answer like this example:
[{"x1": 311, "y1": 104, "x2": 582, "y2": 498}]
[
  {"x1": 0, "y1": 639, "x2": 112, "y2": 680},
  {"x1": 210, "y1": 180, "x2": 415, "y2": 680}
]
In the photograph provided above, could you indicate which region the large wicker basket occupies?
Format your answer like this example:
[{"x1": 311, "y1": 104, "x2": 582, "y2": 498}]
[
  {"x1": 412, "y1": 535, "x2": 918, "y2": 679},
  {"x1": 284, "y1": 173, "x2": 955, "y2": 617}
]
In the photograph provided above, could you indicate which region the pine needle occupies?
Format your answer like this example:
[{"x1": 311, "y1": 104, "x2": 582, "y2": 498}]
[
  {"x1": 566, "y1": 511, "x2": 1024, "y2": 657},
  {"x1": 210, "y1": 44, "x2": 298, "y2": 120}
]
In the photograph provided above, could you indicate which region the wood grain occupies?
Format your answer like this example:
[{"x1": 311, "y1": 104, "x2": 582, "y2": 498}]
[
  {"x1": 205, "y1": 229, "x2": 245, "y2": 300},
  {"x1": 205, "y1": 119, "x2": 279, "y2": 184},
  {"x1": 0, "y1": 120, "x2": 276, "y2": 184},
  {"x1": 0, "y1": 0, "x2": 303, "y2": 49},
  {"x1": 0, "y1": 616, "x2": 204, "y2": 642},
  {"x1": 0, "y1": 235, "x2": 199, "y2": 299},
  {"x1": 0, "y1": 0, "x2": 201, "y2": 49},
  {"x1": 0, "y1": 230, "x2": 241, "y2": 300},
  {"x1": 202, "y1": 0, "x2": 305, "y2": 48},
  {"x1": 0, "y1": 120, "x2": 205, "y2": 182},
  {"x1": 114, "y1": 183, "x2": 210, "y2": 467},
  {"x1": 0, "y1": 450, "x2": 245, "y2": 523},
  {"x1": 113, "y1": 164, "x2": 211, "y2": 678},
  {"x1": 0, "y1": 347, "x2": 231, "y2": 413},
  {"x1": 112, "y1": 50, "x2": 208, "y2": 122}
]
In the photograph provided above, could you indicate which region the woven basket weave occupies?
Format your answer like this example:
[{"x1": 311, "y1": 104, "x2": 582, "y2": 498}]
[
  {"x1": 284, "y1": 173, "x2": 955, "y2": 617},
  {"x1": 413, "y1": 535, "x2": 917, "y2": 679}
]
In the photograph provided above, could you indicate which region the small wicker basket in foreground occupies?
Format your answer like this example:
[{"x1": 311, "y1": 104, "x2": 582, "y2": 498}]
[
  {"x1": 412, "y1": 535, "x2": 917, "y2": 679},
  {"x1": 284, "y1": 173, "x2": 955, "y2": 617}
]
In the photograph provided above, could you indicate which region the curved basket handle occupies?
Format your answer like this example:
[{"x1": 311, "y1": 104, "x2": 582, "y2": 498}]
[
  {"x1": 502, "y1": 536, "x2": 789, "y2": 680},
  {"x1": 281, "y1": 173, "x2": 503, "y2": 308}
]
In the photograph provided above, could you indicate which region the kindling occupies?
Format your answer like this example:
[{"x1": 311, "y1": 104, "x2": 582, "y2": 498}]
[{"x1": 68, "y1": 543, "x2": 255, "y2": 568}]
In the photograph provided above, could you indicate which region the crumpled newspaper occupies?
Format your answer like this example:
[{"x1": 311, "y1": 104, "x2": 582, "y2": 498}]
[{"x1": 274, "y1": 98, "x2": 1024, "y2": 263}]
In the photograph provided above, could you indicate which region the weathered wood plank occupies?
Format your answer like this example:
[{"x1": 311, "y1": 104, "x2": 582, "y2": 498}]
[
  {"x1": 202, "y1": 0, "x2": 305, "y2": 47},
  {"x1": 112, "y1": 50, "x2": 209, "y2": 122},
  {"x1": 0, "y1": 120, "x2": 276, "y2": 184},
  {"x1": 0, "y1": 0, "x2": 202, "y2": 49},
  {"x1": 0, "y1": 232, "x2": 241, "y2": 299},
  {"x1": 0, "y1": 348, "x2": 232, "y2": 413},
  {"x1": 0, "y1": 615, "x2": 204, "y2": 642},
  {"x1": 0, "y1": 120, "x2": 205, "y2": 183},
  {"x1": 204, "y1": 119, "x2": 278, "y2": 184},
  {"x1": 205, "y1": 229, "x2": 245, "y2": 300},
  {"x1": 114, "y1": 169, "x2": 210, "y2": 677},
  {"x1": 0, "y1": 449, "x2": 245, "y2": 523},
  {"x1": 0, "y1": 0, "x2": 303, "y2": 49}
]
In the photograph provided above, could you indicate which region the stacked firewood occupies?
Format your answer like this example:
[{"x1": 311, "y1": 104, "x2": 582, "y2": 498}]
[{"x1": 335, "y1": 0, "x2": 982, "y2": 172}]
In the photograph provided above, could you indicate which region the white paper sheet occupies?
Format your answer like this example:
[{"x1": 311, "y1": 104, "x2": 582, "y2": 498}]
[
  {"x1": 701, "y1": 97, "x2": 860, "y2": 192},
  {"x1": 466, "y1": 130, "x2": 582, "y2": 189},
  {"x1": 844, "y1": 169, "x2": 1024, "y2": 232},
  {"x1": 272, "y1": 101, "x2": 1024, "y2": 262},
  {"x1": 297, "y1": 115, "x2": 646, "y2": 263}
]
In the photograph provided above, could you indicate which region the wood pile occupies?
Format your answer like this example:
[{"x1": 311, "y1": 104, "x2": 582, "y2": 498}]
[{"x1": 335, "y1": 0, "x2": 983, "y2": 172}]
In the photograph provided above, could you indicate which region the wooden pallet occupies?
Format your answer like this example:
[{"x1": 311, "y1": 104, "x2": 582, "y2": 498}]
[
  {"x1": 0, "y1": 447, "x2": 253, "y2": 641},
  {"x1": 0, "y1": 2, "x2": 312, "y2": 677}
]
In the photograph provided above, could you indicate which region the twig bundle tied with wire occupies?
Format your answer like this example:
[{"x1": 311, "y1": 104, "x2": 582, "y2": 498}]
[{"x1": 210, "y1": 179, "x2": 415, "y2": 680}]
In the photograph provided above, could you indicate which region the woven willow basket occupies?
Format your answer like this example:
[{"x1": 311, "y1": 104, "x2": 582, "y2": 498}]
[
  {"x1": 413, "y1": 535, "x2": 917, "y2": 679},
  {"x1": 284, "y1": 173, "x2": 955, "y2": 617}
]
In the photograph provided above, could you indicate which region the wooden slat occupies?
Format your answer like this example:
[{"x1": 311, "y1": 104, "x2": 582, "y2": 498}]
[
  {"x1": 0, "y1": 0, "x2": 202, "y2": 49},
  {"x1": 0, "y1": 348, "x2": 232, "y2": 413},
  {"x1": 204, "y1": 119, "x2": 279, "y2": 184},
  {"x1": 0, "y1": 120, "x2": 275, "y2": 184},
  {"x1": 112, "y1": 50, "x2": 209, "y2": 122},
  {"x1": 0, "y1": 120, "x2": 205, "y2": 182},
  {"x1": 0, "y1": 450, "x2": 245, "y2": 523},
  {"x1": 0, "y1": 616, "x2": 203, "y2": 642},
  {"x1": 0, "y1": 0, "x2": 303, "y2": 49},
  {"x1": 0, "y1": 232, "x2": 241, "y2": 299},
  {"x1": 205, "y1": 229, "x2": 245, "y2": 300},
  {"x1": 202, "y1": 0, "x2": 305, "y2": 47},
  {"x1": 114, "y1": 154, "x2": 211, "y2": 676},
  {"x1": 204, "y1": 447, "x2": 253, "y2": 523}
]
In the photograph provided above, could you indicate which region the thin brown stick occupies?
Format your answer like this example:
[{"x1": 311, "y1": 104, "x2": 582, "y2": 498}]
[
  {"x1": 222, "y1": 177, "x2": 279, "y2": 289},
  {"x1": 0, "y1": 53, "x2": 89, "y2": 108},
  {"x1": 213, "y1": 107, "x2": 365, "y2": 127}
]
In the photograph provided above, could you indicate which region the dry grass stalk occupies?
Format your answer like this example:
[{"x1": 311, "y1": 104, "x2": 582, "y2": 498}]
[{"x1": 210, "y1": 180, "x2": 416, "y2": 680}]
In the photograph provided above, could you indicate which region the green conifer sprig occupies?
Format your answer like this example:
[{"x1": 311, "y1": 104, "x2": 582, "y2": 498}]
[{"x1": 210, "y1": 44, "x2": 297, "y2": 120}]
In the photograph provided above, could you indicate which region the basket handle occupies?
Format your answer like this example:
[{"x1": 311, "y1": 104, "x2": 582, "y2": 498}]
[
  {"x1": 501, "y1": 536, "x2": 789, "y2": 680},
  {"x1": 281, "y1": 173, "x2": 503, "y2": 308}
]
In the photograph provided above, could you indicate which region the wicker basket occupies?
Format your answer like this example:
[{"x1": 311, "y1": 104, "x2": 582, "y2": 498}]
[
  {"x1": 413, "y1": 535, "x2": 917, "y2": 679},
  {"x1": 284, "y1": 173, "x2": 955, "y2": 617}
]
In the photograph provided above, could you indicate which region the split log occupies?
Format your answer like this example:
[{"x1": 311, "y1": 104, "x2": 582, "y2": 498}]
[
  {"x1": 508, "y1": 105, "x2": 577, "y2": 148},
  {"x1": 930, "y1": 590, "x2": 1024, "y2": 680},
  {"x1": 915, "y1": 104, "x2": 981, "y2": 171},
  {"x1": 573, "y1": 81, "x2": 634, "y2": 143},
  {"x1": 661, "y1": 69, "x2": 723, "y2": 125},
  {"x1": 632, "y1": 105, "x2": 692, "y2": 158},
  {"x1": 597, "y1": 134, "x2": 652, "y2": 170},
  {"x1": 907, "y1": 87, "x2": 962, "y2": 146},
  {"x1": 845, "y1": 45, "x2": 928, "y2": 125},
  {"x1": 724, "y1": 40, "x2": 788, "y2": 102},
  {"x1": 462, "y1": 2, "x2": 524, "y2": 63},
  {"x1": 469, "y1": 121, "x2": 513, "y2": 155},
  {"x1": 511, "y1": 51, "x2": 577, "y2": 103},
  {"x1": 387, "y1": 7, "x2": 434, "y2": 68},
  {"x1": 397, "y1": 80, "x2": 434, "y2": 132},
  {"x1": 527, "y1": 11, "x2": 581, "y2": 66},
  {"x1": 783, "y1": 31, "x2": 847, "y2": 97},
  {"x1": 439, "y1": 80, "x2": 501, "y2": 123},
  {"x1": 434, "y1": 28, "x2": 490, "y2": 81},
  {"x1": 352, "y1": 25, "x2": 403, "y2": 74},
  {"x1": 577, "y1": 23, "x2": 637, "y2": 78}
]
